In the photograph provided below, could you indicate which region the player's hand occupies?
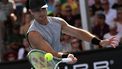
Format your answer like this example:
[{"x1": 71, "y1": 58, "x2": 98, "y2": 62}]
[
  {"x1": 67, "y1": 54, "x2": 77, "y2": 64},
  {"x1": 100, "y1": 36, "x2": 119, "y2": 48}
]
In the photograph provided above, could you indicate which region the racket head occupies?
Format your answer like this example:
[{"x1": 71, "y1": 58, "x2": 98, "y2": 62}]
[{"x1": 27, "y1": 49, "x2": 56, "y2": 69}]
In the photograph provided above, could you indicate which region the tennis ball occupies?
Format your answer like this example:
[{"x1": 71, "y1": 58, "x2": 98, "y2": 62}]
[{"x1": 44, "y1": 53, "x2": 53, "y2": 61}]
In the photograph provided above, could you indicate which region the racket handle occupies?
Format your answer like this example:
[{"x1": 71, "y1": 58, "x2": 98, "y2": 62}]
[{"x1": 61, "y1": 58, "x2": 72, "y2": 63}]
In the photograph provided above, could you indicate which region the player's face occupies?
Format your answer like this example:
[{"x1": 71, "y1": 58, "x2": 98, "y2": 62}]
[{"x1": 30, "y1": 8, "x2": 47, "y2": 22}]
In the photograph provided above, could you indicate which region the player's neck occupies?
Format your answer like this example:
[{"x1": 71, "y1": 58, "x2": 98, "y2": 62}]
[{"x1": 37, "y1": 17, "x2": 48, "y2": 25}]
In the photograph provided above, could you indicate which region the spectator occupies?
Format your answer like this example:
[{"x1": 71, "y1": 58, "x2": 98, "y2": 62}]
[
  {"x1": 72, "y1": 0, "x2": 80, "y2": 15},
  {"x1": 3, "y1": 50, "x2": 18, "y2": 62},
  {"x1": 47, "y1": 0, "x2": 55, "y2": 14},
  {"x1": 108, "y1": 0, "x2": 117, "y2": 8},
  {"x1": 88, "y1": 0, "x2": 95, "y2": 7},
  {"x1": 0, "y1": 0, "x2": 14, "y2": 20},
  {"x1": 6, "y1": 25, "x2": 23, "y2": 44},
  {"x1": 90, "y1": 0, "x2": 103, "y2": 16},
  {"x1": 112, "y1": 0, "x2": 122, "y2": 9},
  {"x1": 88, "y1": 7, "x2": 96, "y2": 27},
  {"x1": 73, "y1": 15, "x2": 82, "y2": 28},
  {"x1": 3, "y1": 42, "x2": 19, "y2": 62},
  {"x1": 101, "y1": 0, "x2": 117, "y2": 27},
  {"x1": 4, "y1": 13, "x2": 17, "y2": 34},
  {"x1": 0, "y1": 0, "x2": 14, "y2": 61},
  {"x1": 113, "y1": 7, "x2": 122, "y2": 45},
  {"x1": 67, "y1": 0, "x2": 79, "y2": 15},
  {"x1": 92, "y1": 11, "x2": 110, "y2": 40},
  {"x1": 61, "y1": 34, "x2": 72, "y2": 52},
  {"x1": 18, "y1": 12, "x2": 32, "y2": 60},
  {"x1": 70, "y1": 38, "x2": 82, "y2": 52},
  {"x1": 14, "y1": 0, "x2": 27, "y2": 19},
  {"x1": 114, "y1": 7, "x2": 122, "y2": 36},
  {"x1": 60, "y1": 3, "x2": 75, "y2": 26},
  {"x1": 0, "y1": 0, "x2": 14, "y2": 45},
  {"x1": 20, "y1": 12, "x2": 33, "y2": 35},
  {"x1": 53, "y1": 1, "x2": 62, "y2": 17},
  {"x1": 4, "y1": 13, "x2": 19, "y2": 44}
]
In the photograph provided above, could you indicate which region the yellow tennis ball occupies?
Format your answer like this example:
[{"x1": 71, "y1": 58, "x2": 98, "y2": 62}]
[{"x1": 44, "y1": 53, "x2": 53, "y2": 61}]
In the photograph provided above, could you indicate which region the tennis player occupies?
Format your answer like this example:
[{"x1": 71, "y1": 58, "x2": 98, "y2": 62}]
[{"x1": 27, "y1": 0, "x2": 119, "y2": 64}]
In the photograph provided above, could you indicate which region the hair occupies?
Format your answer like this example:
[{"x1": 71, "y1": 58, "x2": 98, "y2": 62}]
[{"x1": 96, "y1": 11, "x2": 106, "y2": 20}]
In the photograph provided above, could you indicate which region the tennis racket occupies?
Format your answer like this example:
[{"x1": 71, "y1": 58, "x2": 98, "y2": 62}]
[{"x1": 27, "y1": 49, "x2": 72, "y2": 69}]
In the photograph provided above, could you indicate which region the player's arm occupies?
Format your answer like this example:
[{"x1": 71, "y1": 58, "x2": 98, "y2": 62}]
[
  {"x1": 59, "y1": 18, "x2": 118, "y2": 48},
  {"x1": 59, "y1": 18, "x2": 95, "y2": 42},
  {"x1": 28, "y1": 31, "x2": 64, "y2": 58},
  {"x1": 28, "y1": 31, "x2": 77, "y2": 64}
]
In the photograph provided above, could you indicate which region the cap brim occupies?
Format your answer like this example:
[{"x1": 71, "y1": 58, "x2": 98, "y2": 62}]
[{"x1": 41, "y1": 4, "x2": 48, "y2": 8}]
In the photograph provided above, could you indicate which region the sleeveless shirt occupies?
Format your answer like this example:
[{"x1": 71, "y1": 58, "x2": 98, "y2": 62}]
[{"x1": 27, "y1": 17, "x2": 63, "y2": 52}]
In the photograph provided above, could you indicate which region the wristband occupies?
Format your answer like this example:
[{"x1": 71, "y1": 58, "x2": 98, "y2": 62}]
[
  {"x1": 61, "y1": 53, "x2": 69, "y2": 58},
  {"x1": 91, "y1": 37, "x2": 101, "y2": 45}
]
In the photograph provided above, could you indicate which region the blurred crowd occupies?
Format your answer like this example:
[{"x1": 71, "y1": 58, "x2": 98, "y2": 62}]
[
  {"x1": 0, "y1": 0, "x2": 122, "y2": 63},
  {"x1": 89, "y1": 0, "x2": 122, "y2": 49}
]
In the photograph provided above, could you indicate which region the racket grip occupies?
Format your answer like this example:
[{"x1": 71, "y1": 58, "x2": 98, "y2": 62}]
[{"x1": 61, "y1": 58, "x2": 72, "y2": 63}]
